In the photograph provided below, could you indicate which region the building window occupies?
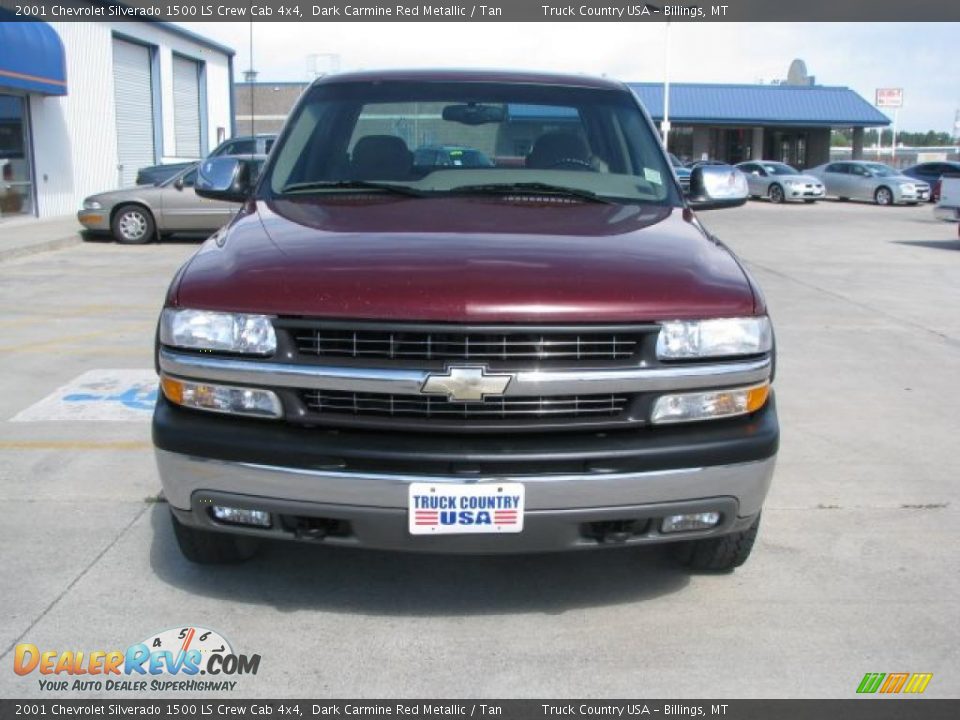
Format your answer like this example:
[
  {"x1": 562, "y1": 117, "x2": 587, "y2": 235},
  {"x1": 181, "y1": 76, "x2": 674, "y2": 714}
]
[{"x1": 0, "y1": 94, "x2": 33, "y2": 218}]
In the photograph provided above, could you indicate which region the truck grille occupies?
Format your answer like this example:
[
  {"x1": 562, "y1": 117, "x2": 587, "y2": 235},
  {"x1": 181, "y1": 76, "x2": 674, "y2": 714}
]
[
  {"x1": 302, "y1": 389, "x2": 629, "y2": 420},
  {"x1": 288, "y1": 327, "x2": 645, "y2": 364}
]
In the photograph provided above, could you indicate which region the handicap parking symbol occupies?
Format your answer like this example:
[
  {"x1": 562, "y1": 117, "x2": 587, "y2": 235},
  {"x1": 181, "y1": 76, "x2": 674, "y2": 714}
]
[{"x1": 10, "y1": 370, "x2": 160, "y2": 422}]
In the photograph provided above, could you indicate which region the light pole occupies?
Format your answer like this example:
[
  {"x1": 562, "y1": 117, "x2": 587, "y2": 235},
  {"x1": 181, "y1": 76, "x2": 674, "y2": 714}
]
[{"x1": 661, "y1": 21, "x2": 671, "y2": 150}]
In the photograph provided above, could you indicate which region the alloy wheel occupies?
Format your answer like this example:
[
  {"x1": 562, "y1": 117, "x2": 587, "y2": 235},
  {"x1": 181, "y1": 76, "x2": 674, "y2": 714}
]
[{"x1": 118, "y1": 210, "x2": 148, "y2": 241}]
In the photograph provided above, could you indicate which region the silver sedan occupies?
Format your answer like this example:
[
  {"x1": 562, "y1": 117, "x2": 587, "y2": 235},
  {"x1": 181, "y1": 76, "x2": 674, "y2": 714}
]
[
  {"x1": 735, "y1": 161, "x2": 825, "y2": 203},
  {"x1": 807, "y1": 161, "x2": 931, "y2": 206},
  {"x1": 77, "y1": 161, "x2": 249, "y2": 244}
]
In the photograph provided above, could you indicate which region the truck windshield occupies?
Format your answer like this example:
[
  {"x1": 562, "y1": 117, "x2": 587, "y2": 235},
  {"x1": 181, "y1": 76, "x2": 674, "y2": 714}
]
[{"x1": 265, "y1": 81, "x2": 679, "y2": 205}]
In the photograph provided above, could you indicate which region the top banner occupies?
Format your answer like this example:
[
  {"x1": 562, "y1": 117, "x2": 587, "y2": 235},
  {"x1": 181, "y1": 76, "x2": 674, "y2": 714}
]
[{"x1": 2, "y1": 0, "x2": 959, "y2": 22}]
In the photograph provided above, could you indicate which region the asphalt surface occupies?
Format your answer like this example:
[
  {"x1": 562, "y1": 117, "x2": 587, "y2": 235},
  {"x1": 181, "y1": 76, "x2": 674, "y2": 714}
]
[{"x1": 1, "y1": 201, "x2": 958, "y2": 699}]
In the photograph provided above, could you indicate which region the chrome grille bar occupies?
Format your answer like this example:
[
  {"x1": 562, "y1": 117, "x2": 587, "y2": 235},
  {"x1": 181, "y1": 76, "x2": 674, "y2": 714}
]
[{"x1": 159, "y1": 348, "x2": 773, "y2": 397}]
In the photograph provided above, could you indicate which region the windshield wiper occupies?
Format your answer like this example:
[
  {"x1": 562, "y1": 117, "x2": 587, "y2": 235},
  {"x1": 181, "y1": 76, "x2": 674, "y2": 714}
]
[
  {"x1": 446, "y1": 182, "x2": 615, "y2": 204},
  {"x1": 280, "y1": 180, "x2": 426, "y2": 197}
]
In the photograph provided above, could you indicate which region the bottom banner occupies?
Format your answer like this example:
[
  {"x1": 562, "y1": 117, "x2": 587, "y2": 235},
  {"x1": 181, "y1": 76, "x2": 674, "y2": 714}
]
[{"x1": 1, "y1": 700, "x2": 958, "y2": 720}]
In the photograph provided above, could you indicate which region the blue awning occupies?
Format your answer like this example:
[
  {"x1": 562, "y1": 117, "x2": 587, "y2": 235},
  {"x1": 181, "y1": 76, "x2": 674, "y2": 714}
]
[
  {"x1": 0, "y1": 18, "x2": 67, "y2": 96},
  {"x1": 628, "y1": 83, "x2": 890, "y2": 128}
]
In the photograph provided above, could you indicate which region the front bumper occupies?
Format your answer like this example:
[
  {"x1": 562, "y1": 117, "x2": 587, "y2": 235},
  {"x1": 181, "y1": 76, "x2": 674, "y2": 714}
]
[
  {"x1": 154, "y1": 395, "x2": 778, "y2": 553},
  {"x1": 784, "y1": 185, "x2": 825, "y2": 201},
  {"x1": 77, "y1": 210, "x2": 109, "y2": 231},
  {"x1": 896, "y1": 187, "x2": 931, "y2": 203}
]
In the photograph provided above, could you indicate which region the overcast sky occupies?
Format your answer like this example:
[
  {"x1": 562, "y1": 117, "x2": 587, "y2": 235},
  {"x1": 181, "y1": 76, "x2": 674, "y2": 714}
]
[{"x1": 178, "y1": 21, "x2": 959, "y2": 133}]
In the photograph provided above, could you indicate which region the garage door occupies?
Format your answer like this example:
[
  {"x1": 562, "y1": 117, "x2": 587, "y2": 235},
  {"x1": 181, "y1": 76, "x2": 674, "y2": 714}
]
[
  {"x1": 112, "y1": 39, "x2": 155, "y2": 187},
  {"x1": 172, "y1": 55, "x2": 202, "y2": 158}
]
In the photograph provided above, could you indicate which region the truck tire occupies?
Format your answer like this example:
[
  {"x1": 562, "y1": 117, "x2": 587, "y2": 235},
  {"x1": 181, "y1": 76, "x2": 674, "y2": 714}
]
[
  {"x1": 672, "y1": 514, "x2": 760, "y2": 572},
  {"x1": 170, "y1": 511, "x2": 261, "y2": 564}
]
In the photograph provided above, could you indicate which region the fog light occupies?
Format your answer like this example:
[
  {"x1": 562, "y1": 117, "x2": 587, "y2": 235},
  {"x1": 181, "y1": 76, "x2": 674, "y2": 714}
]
[
  {"x1": 161, "y1": 375, "x2": 282, "y2": 418},
  {"x1": 661, "y1": 512, "x2": 721, "y2": 533},
  {"x1": 211, "y1": 505, "x2": 271, "y2": 528}
]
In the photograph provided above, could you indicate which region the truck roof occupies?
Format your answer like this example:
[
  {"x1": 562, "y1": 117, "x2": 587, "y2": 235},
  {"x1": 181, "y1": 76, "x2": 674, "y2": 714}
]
[{"x1": 313, "y1": 68, "x2": 627, "y2": 91}]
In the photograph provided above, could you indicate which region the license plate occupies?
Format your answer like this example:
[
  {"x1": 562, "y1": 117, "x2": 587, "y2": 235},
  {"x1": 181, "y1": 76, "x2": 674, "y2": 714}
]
[{"x1": 408, "y1": 482, "x2": 525, "y2": 535}]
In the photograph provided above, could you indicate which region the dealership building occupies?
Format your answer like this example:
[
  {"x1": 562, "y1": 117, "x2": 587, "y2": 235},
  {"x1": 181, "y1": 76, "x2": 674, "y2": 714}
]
[
  {"x1": 0, "y1": 16, "x2": 234, "y2": 221},
  {"x1": 630, "y1": 82, "x2": 891, "y2": 168}
]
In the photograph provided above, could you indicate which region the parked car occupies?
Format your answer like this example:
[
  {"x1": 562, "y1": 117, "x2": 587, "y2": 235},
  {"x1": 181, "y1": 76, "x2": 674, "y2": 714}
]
[
  {"x1": 414, "y1": 145, "x2": 495, "y2": 168},
  {"x1": 933, "y1": 175, "x2": 960, "y2": 223},
  {"x1": 135, "y1": 162, "x2": 195, "y2": 188},
  {"x1": 668, "y1": 153, "x2": 691, "y2": 192},
  {"x1": 78, "y1": 157, "x2": 264, "y2": 244},
  {"x1": 684, "y1": 159, "x2": 728, "y2": 168},
  {"x1": 807, "y1": 161, "x2": 931, "y2": 205},
  {"x1": 135, "y1": 134, "x2": 277, "y2": 186},
  {"x1": 154, "y1": 69, "x2": 775, "y2": 572},
  {"x1": 901, "y1": 161, "x2": 960, "y2": 202},
  {"x1": 735, "y1": 161, "x2": 825, "y2": 203}
]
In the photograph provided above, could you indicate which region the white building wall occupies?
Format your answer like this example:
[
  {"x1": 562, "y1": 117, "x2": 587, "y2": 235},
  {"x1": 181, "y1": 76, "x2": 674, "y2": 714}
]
[{"x1": 28, "y1": 22, "x2": 232, "y2": 219}]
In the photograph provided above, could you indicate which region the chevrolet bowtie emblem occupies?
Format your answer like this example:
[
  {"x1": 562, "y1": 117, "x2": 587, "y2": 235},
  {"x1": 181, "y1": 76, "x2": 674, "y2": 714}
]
[{"x1": 420, "y1": 366, "x2": 513, "y2": 402}]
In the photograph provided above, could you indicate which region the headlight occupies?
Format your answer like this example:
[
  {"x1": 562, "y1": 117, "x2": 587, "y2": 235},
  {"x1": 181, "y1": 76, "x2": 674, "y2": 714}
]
[
  {"x1": 651, "y1": 382, "x2": 770, "y2": 424},
  {"x1": 160, "y1": 308, "x2": 276, "y2": 355},
  {"x1": 656, "y1": 317, "x2": 772, "y2": 359},
  {"x1": 82, "y1": 199, "x2": 102, "y2": 210},
  {"x1": 899, "y1": 183, "x2": 915, "y2": 192},
  {"x1": 161, "y1": 375, "x2": 282, "y2": 418}
]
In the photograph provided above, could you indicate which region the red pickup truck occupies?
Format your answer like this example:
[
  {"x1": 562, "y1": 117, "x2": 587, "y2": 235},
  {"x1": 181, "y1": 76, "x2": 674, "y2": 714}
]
[{"x1": 153, "y1": 70, "x2": 777, "y2": 571}]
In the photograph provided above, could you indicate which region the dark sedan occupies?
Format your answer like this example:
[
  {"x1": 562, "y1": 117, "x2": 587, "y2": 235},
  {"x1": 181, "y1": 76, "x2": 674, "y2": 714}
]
[
  {"x1": 135, "y1": 134, "x2": 277, "y2": 186},
  {"x1": 902, "y1": 161, "x2": 960, "y2": 202}
]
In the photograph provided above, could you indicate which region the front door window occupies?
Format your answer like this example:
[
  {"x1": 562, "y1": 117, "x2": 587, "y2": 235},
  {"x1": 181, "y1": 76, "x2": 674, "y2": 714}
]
[{"x1": 0, "y1": 94, "x2": 33, "y2": 218}]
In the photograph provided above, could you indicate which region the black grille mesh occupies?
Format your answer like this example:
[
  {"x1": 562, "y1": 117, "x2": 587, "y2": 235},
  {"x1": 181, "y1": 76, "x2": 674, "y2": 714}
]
[
  {"x1": 293, "y1": 328, "x2": 639, "y2": 362},
  {"x1": 302, "y1": 389, "x2": 629, "y2": 420}
]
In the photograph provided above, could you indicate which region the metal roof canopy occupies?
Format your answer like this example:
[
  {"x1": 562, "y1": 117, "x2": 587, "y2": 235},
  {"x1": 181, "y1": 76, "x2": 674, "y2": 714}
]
[
  {"x1": 0, "y1": 16, "x2": 67, "y2": 95},
  {"x1": 629, "y1": 83, "x2": 890, "y2": 128}
]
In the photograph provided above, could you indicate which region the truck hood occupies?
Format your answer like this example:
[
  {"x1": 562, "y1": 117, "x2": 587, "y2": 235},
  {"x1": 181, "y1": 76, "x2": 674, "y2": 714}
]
[{"x1": 173, "y1": 196, "x2": 757, "y2": 322}]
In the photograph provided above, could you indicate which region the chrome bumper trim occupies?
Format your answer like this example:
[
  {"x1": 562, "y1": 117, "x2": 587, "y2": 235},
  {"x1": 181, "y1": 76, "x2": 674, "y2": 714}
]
[
  {"x1": 158, "y1": 348, "x2": 772, "y2": 397},
  {"x1": 156, "y1": 449, "x2": 776, "y2": 517}
]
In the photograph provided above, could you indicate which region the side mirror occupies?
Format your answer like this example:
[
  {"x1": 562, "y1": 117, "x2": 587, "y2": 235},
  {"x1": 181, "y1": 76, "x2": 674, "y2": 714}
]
[
  {"x1": 195, "y1": 157, "x2": 257, "y2": 202},
  {"x1": 173, "y1": 176, "x2": 184, "y2": 191},
  {"x1": 686, "y1": 165, "x2": 749, "y2": 210}
]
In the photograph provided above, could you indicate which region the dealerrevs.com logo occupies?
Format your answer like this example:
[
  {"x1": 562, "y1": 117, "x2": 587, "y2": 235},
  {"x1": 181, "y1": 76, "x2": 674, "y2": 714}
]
[{"x1": 13, "y1": 626, "x2": 261, "y2": 693}]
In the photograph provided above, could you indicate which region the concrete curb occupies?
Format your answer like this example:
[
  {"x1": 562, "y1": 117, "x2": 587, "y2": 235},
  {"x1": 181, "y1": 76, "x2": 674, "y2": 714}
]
[{"x1": 0, "y1": 233, "x2": 82, "y2": 262}]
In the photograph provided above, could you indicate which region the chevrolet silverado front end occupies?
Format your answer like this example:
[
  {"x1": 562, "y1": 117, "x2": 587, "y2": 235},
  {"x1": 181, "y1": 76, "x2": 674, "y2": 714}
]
[{"x1": 152, "y1": 70, "x2": 778, "y2": 571}]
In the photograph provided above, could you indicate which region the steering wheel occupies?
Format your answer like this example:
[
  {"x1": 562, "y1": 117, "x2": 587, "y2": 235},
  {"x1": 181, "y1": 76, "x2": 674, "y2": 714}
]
[{"x1": 546, "y1": 157, "x2": 596, "y2": 171}]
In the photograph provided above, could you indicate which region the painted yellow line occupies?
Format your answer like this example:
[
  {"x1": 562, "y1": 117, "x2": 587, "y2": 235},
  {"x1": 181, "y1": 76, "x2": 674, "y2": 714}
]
[
  {"x1": 0, "y1": 330, "x2": 114, "y2": 353},
  {"x1": 0, "y1": 318, "x2": 35, "y2": 329},
  {"x1": 0, "y1": 305, "x2": 157, "y2": 318},
  {"x1": 1, "y1": 345, "x2": 152, "y2": 356},
  {"x1": 0, "y1": 440, "x2": 151, "y2": 451}
]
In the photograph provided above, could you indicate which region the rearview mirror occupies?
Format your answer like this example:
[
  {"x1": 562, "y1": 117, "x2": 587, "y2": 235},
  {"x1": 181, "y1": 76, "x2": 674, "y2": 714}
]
[
  {"x1": 195, "y1": 157, "x2": 258, "y2": 202},
  {"x1": 442, "y1": 103, "x2": 506, "y2": 126},
  {"x1": 686, "y1": 165, "x2": 749, "y2": 210}
]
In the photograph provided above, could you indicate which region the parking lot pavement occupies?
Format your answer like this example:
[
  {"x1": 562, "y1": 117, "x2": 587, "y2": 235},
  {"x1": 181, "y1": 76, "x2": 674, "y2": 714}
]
[{"x1": 1, "y1": 203, "x2": 958, "y2": 699}]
